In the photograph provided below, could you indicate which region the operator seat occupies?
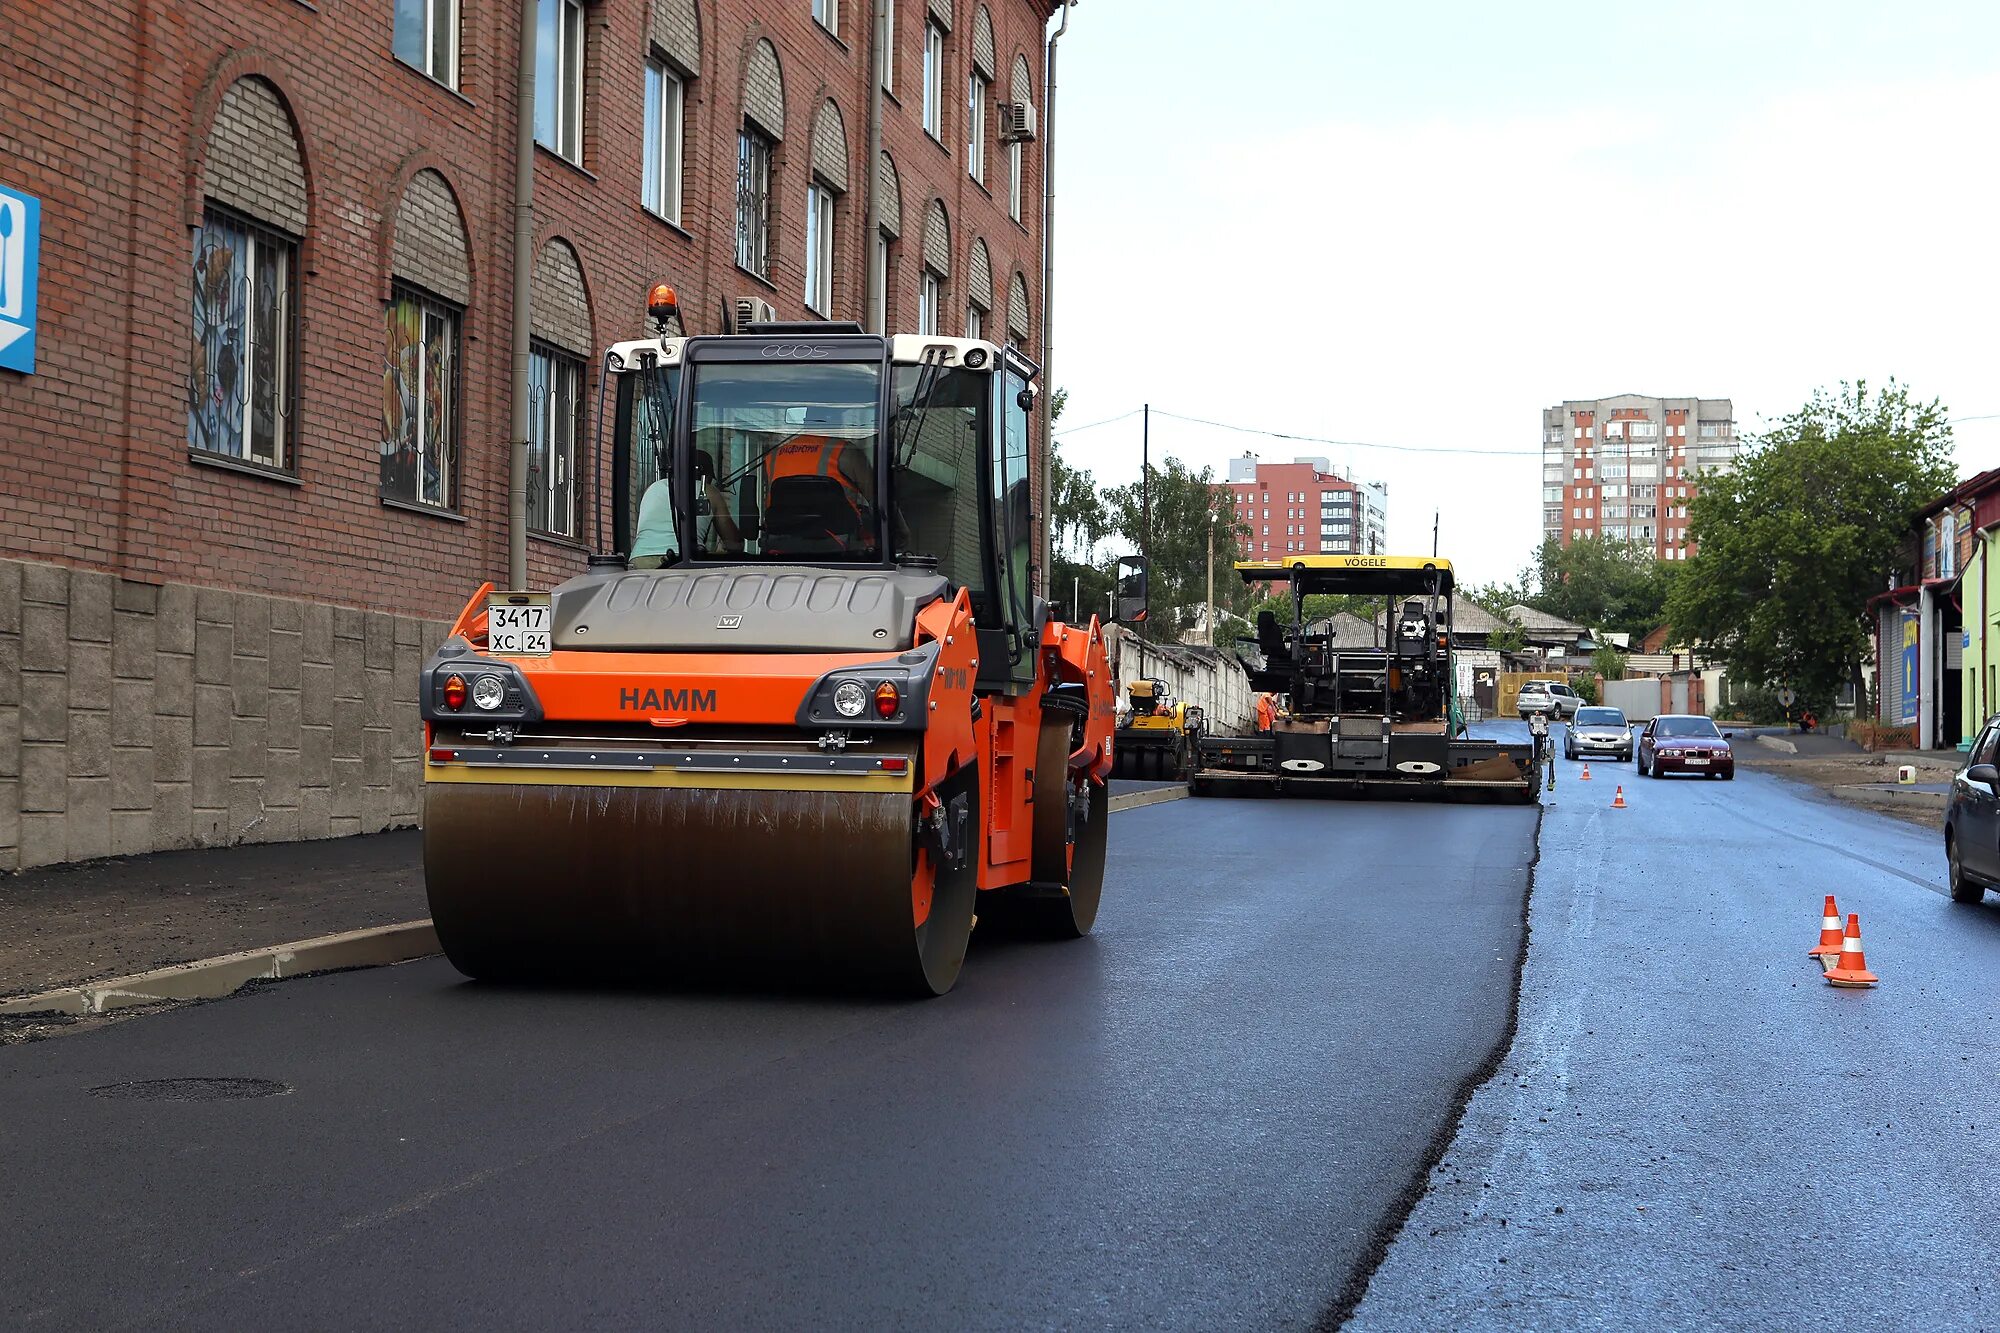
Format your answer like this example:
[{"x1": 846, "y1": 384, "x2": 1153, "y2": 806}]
[{"x1": 763, "y1": 475, "x2": 871, "y2": 557}]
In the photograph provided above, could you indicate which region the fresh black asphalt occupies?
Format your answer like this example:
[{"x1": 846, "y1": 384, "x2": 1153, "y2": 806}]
[{"x1": 0, "y1": 795, "x2": 1536, "y2": 1331}]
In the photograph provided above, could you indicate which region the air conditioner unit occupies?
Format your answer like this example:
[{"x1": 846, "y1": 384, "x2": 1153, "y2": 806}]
[
  {"x1": 735, "y1": 296, "x2": 778, "y2": 330},
  {"x1": 999, "y1": 100, "x2": 1037, "y2": 143}
]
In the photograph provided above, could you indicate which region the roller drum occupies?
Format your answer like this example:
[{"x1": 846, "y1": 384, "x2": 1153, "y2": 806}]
[{"x1": 424, "y1": 775, "x2": 977, "y2": 995}]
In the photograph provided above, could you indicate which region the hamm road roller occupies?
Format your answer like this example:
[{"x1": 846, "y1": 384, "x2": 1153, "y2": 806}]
[
  {"x1": 419, "y1": 298, "x2": 1116, "y2": 994},
  {"x1": 1189, "y1": 556, "x2": 1543, "y2": 801}
]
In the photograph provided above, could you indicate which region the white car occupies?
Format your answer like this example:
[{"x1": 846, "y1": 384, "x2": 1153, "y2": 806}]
[{"x1": 1516, "y1": 680, "x2": 1580, "y2": 720}]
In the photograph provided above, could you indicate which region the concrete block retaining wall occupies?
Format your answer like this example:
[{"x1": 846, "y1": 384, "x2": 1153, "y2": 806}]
[{"x1": 0, "y1": 558, "x2": 447, "y2": 872}]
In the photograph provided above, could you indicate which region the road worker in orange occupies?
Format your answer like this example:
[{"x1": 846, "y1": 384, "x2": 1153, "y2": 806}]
[
  {"x1": 1255, "y1": 693, "x2": 1277, "y2": 734},
  {"x1": 760, "y1": 428, "x2": 878, "y2": 557}
]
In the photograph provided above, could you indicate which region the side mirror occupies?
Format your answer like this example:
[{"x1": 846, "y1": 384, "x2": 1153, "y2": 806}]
[
  {"x1": 1969, "y1": 763, "x2": 1999, "y2": 786},
  {"x1": 1113, "y1": 554, "x2": 1149, "y2": 625}
]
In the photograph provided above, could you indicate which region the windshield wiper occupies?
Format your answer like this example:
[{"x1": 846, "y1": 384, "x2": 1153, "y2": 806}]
[{"x1": 893, "y1": 345, "x2": 952, "y2": 470}]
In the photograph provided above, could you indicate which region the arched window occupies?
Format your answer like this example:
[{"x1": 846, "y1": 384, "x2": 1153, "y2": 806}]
[
  {"x1": 528, "y1": 240, "x2": 593, "y2": 538},
  {"x1": 873, "y1": 151, "x2": 903, "y2": 331},
  {"x1": 189, "y1": 77, "x2": 307, "y2": 474},
  {"x1": 919, "y1": 200, "x2": 950, "y2": 334},
  {"x1": 965, "y1": 238, "x2": 992, "y2": 341},
  {"x1": 807, "y1": 100, "x2": 850, "y2": 315},
  {"x1": 381, "y1": 168, "x2": 472, "y2": 511},
  {"x1": 643, "y1": 0, "x2": 702, "y2": 223},
  {"x1": 737, "y1": 39, "x2": 786, "y2": 279}
]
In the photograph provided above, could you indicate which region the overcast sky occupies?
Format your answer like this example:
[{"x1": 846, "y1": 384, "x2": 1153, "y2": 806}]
[{"x1": 1047, "y1": 0, "x2": 2000, "y2": 587}]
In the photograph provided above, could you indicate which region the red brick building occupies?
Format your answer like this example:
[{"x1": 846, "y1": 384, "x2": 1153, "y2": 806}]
[
  {"x1": 0, "y1": 0, "x2": 1059, "y2": 868},
  {"x1": 1223, "y1": 454, "x2": 1388, "y2": 560},
  {"x1": 1540, "y1": 395, "x2": 1737, "y2": 560}
]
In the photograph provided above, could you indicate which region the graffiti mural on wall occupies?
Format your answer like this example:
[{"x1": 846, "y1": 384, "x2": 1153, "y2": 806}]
[
  {"x1": 188, "y1": 210, "x2": 293, "y2": 467},
  {"x1": 379, "y1": 288, "x2": 458, "y2": 508}
]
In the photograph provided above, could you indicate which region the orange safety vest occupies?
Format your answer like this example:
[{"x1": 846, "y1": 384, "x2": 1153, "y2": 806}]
[
  {"x1": 1255, "y1": 694, "x2": 1276, "y2": 731},
  {"x1": 767, "y1": 435, "x2": 865, "y2": 509}
]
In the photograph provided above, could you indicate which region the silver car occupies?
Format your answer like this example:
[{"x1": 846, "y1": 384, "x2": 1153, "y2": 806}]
[
  {"x1": 1516, "y1": 680, "x2": 1580, "y2": 720},
  {"x1": 1564, "y1": 705, "x2": 1633, "y2": 761}
]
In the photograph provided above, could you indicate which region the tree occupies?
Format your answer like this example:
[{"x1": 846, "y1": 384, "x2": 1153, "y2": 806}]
[
  {"x1": 1666, "y1": 379, "x2": 1955, "y2": 715},
  {"x1": 1104, "y1": 456, "x2": 1248, "y2": 638},
  {"x1": 1049, "y1": 445, "x2": 1115, "y2": 619},
  {"x1": 1245, "y1": 591, "x2": 1375, "y2": 631},
  {"x1": 1529, "y1": 535, "x2": 1677, "y2": 639},
  {"x1": 1592, "y1": 641, "x2": 1629, "y2": 682}
]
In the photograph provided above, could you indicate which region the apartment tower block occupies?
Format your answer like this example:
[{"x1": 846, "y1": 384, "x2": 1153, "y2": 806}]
[{"x1": 1540, "y1": 395, "x2": 1737, "y2": 559}]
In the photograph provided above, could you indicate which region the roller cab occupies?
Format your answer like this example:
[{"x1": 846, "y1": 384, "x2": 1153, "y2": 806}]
[{"x1": 421, "y1": 314, "x2": 1112, "y2": 994}]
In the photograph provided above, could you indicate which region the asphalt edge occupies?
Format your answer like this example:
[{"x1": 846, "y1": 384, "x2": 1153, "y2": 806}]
[
  {"x1": 1106, "y1": 786, "x2": 1188, "y2": 814},
  {"x1": 0, "y1": 921, "x2": 441, "y2": 1018},
  {"x1": 2, "y1": 789, "x2": 1185, "y2": 1019},
  {"x1": 1315, "y1": 798, "x2": 1546, "y2": 1332}
]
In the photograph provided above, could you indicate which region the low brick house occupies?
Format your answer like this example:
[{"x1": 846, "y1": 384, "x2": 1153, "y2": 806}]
[{"x1": 0, "y1": 0, "x2": 1061, "y2": 869}]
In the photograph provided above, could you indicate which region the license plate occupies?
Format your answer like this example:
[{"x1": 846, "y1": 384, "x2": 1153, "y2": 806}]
[
  {"x1": 1686, "y1": 756, "x2": 1709, "y2": 766},
  {"x1": 486, "y1": 591, "x2": 552, "y2": 656}
]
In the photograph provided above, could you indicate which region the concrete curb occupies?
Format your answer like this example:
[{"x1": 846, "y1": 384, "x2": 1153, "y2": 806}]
[
  {"x1": 1828, "y1": 784, "x2": 1947, "y2": 811},
  {"x1": 1108, "y1": 786, "x2": 1188, "y2": 813},
  {"x1": 3, "y1": 788, "x2": 1185, "y2": 1020},
  {"x1": 0, "y1": 921, "x2": 440, "y2": 1018}
]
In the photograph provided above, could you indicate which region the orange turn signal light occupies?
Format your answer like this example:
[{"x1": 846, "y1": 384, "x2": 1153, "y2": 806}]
[
  {"x1": 442, "y1": 674, "x2": 467, "y2": 709},
  {"x1": 874, "y1": 681, "x2": 900, "y2": 718}
]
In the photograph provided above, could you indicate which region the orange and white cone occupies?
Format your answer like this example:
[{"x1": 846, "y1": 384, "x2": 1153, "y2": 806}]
[
  {"x1": 1611, "y1": 785, "x2": 1627, "y2": 809},
  {"x1": 1825, "y1": 913, "x2": 1879, "y2": 988},
  {"x1": 1580, "y1": 763, "x2": 1592, "y2": 781},
  {"x1": 1809, "y1": 895, "x2": 1844, "y2": 960}
]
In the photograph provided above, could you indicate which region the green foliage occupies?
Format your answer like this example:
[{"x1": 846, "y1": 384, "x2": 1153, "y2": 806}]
[
  {"x1": 1485, "y1": 621, "x2": 1527, "y2": 654},
  {"x1": 1573, "y1": 674, "x2": 1599, "y2": 706},
  {"x1": 1246, "y1": 592, "x2": 1376, "y2": 630},
  {"x1": 1104, "y1": 457, "x2": 1249, "y2": 638},
  {"x1": 1528, "y1": 535, "x2": 1678, "y2": 639},
  {"x1": 1666, "y1": 379, "x2": 1956, "y2": 716},
  {"x1": 1592, "y1": 642, "x2": 1629, "y2": 682}
]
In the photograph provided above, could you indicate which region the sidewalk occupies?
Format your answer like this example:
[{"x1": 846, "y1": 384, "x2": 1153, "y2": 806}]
[{"x1": 0, "y1": 831, "x2": 424, "y2": 1000}]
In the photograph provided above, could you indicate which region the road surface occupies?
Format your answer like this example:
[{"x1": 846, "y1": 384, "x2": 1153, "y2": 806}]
[
  {"x1": 0, "y1": 789, "x2": 1537, "y2": 1331},
  {"x1": 1353, "y1": 729, "x2": 2000, "y2": 1330}
]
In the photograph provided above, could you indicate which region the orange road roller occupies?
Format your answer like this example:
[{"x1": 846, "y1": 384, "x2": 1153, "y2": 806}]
[{"x1": 418, "y1": 297, "x2": 1117, "y2": 995}]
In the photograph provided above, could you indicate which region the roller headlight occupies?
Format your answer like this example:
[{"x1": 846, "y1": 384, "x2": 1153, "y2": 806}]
[
  {"x1": 832, "y1": 680, "x2": 869, "y2": 718},
  {"x1": 471, "y1": 674, "x2": 507, "y2": 711}
]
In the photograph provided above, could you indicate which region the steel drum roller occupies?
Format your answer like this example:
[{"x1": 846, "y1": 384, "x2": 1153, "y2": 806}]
[{"x1": 424, "y1": 775, "x2": 979, "y2": 994}]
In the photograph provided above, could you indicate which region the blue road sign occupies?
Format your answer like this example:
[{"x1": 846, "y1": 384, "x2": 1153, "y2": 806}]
[{"x1": 0, "y1": 183, "x2": 42, "y2": 375}]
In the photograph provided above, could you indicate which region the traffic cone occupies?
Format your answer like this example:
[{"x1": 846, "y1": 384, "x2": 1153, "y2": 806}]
[
  {"x1": 1611, "y1": 785, "x2": 1627, "y2": 809},
  {"x1": 1580, "y1": 763, "x2": 1592, "y2": 781},
  {"x1": 1809, "y1": 895, "x2": 1844, "y2": 959},
  {"x1": 1825, "y1": 913, "x2": 1879, "y2": 988}
]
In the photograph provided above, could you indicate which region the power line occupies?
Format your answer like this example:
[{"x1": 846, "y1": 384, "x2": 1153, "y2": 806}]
[
  {"x1": 1151, "y1": 409, "x2": 1542, "y2": 457},
  {"x1": 1051, "y1": 408, "x2": 1142, "y2": 439}
]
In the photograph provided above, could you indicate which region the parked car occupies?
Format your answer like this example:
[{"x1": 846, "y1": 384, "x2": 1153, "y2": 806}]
[
  {"x1": 1945, "y1": 712, "x2": 2000, "y2": 904},
  {"x1": 1565, "y1": 706, "x2": 1633, "y2": 761},
  {"x1": 1516, "y1": 680, "x2": 1580, "y2": 720},
  {"x1": 1636, "y1": 714, "x2": 1735, "y2": 779}
]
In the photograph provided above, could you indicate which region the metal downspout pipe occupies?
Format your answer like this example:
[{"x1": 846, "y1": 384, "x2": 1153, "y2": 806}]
[
  {"x1": 866, "y1": 1, "x2": 887, "y2": 333},
  {"x1": 508, "y1": 0, "x2": 538, "y2": 588},
  {"x1": 1040, "y1": 0, "x2": 1072, "y2": 600}
]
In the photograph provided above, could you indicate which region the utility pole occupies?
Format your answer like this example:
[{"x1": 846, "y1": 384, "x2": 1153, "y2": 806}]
[
  {"x1": 1433, "y1": 509, "x2": 1439, "y2": 558},
  {"x1": 1141, "y1": 401, "x2": 1151, "y2": 572},
  {"x1": 1206, "y1": 510, "x2": 1215, "y2": 647}
]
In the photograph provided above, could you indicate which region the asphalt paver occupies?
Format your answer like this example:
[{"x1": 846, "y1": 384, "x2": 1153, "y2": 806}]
[
  {"x1": 0, "y1": 794, "x2": 1535, "y2": 1331},
  {"x1": 1353, "y1": 741, "x2": 2000, "y2": 1330}
]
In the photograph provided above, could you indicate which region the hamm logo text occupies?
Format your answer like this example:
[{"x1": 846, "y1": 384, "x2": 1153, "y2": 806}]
[{"x1": 620, "y1": 687, "x2": 718, "y2": 712}]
